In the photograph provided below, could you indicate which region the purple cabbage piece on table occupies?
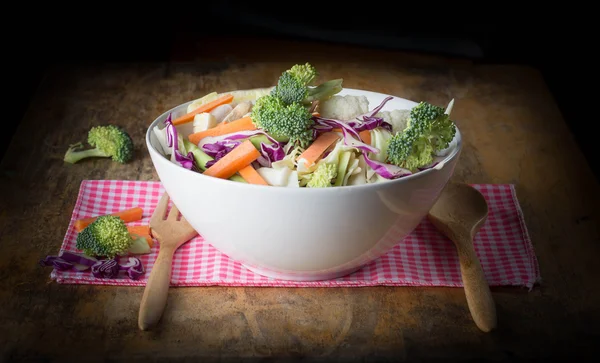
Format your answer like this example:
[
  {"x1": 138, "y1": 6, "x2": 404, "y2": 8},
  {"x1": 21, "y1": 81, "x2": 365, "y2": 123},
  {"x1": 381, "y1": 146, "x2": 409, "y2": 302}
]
[
  {"x1": 39, "y1": 256, "x2": 74, "y2": 271},
  {"x1": 59, "y1": 251, "x2": 98, "y2": 266},
  {"x1": 91, "y1": 258, "x2": 120, "y2": 279},
  {"x1": 40, "y1": 252, "x2": 145, "y2": 280},
  {"x1": 119, "y1": 257, "x2": 145, "y2": 280}
]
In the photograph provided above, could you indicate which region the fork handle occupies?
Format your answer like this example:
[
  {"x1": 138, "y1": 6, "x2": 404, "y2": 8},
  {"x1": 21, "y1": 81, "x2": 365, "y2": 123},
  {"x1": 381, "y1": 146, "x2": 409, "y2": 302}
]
[{"x1": 138, "y1": 245, "x2": 175, "y2": 330}]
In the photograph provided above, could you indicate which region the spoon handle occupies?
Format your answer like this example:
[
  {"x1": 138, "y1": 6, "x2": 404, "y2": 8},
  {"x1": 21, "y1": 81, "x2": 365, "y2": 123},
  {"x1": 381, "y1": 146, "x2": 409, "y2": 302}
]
[{"x1": 456, "y1": 241, "x2": 497, "y2": 332}]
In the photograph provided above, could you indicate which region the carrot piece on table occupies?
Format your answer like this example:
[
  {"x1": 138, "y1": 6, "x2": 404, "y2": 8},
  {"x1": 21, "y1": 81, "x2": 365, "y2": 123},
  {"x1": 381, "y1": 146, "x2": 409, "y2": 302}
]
[
  {"x1": 188, "y1": 116, "x2": 256, "y2": 145},
  {"x1": 131, "y1": 233, "x2": 154, "y2": 248},
  {"x1": 239, "y1": 165, "x2": 269, "y2": 185},
  {"x1": 172, "y1": 94, "x2": 234, "y2": 126},
  {"x1": 127, "y1": 225, "x2": 150, "y2": 236},
  {"x1": 297, "y1": 132, "x2": 340, "y2": 167},
  {"x1": 74, "y1": 207, "x2": 143, "y2": 232},
  {"x1": 203, "y1": 140, "x2": 260, "y2": 179},
  {"x1": 359, "y1": 130, "x2": 371, "y2": 145}
]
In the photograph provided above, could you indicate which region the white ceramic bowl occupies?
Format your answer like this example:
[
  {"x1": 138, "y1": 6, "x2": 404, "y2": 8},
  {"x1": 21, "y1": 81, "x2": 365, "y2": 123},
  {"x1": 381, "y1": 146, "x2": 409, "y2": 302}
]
[{"x1": 146, "y1": 88, "x2": 462, "y2": 281}]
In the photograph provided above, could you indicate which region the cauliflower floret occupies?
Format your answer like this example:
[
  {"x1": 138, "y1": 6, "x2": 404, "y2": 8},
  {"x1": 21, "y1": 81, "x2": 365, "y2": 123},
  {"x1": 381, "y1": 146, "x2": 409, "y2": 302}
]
[
  {"x1": 318, "y1": 95, "x2": 370, "y2": 120},
  {"x1": 376, "y1": 109, "x2": 411, "y2": 134}
]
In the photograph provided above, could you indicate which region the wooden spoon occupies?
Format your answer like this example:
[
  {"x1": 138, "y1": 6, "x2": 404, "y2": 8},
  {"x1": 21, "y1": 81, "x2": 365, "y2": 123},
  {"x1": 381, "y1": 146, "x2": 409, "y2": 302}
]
[
  {"x1": 427, "y1": 182, "x2": 497, "y2": 332},
  {"x1": 138, "y1": 192, "x2": 198, "y2": 331}
]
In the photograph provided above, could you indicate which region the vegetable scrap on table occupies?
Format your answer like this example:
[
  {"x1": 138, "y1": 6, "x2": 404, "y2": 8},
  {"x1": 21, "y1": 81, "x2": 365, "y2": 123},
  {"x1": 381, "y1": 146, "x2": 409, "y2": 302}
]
[{"x1": 40, "y1": 207, "x2": 152, "y2": 281}]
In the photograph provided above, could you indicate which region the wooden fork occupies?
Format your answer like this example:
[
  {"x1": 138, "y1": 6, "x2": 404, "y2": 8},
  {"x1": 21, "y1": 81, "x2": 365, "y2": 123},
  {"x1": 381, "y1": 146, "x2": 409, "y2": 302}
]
[{"x1": 138, "y1": 192, "x2": 198, "y2": 331}]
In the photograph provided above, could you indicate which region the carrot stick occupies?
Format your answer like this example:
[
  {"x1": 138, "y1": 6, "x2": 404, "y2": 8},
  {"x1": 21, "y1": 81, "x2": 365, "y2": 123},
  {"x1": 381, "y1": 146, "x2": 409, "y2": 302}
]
[
  {"x1": 131, "y1": 233, "x2": 154, "y2": 248},
  {"x1": 203, "y1": 140, "x2": 260, "y2": 179},
  {"x1": 172, "y1": 94, "x2": 234, "y2": 126},
  {"x1": 127, "y1": 225, "x2": 150, "y2": 236},
  {"x1": 359, "y1": 130, "x2": 371, "y2": 145},
  {"x1": 74, "y1": 207, "x2": 143, "y2": 232},
  {"x1": 297, "y1": 132, "x2": 340, "y2": 167},
  {"x1": 188, "y1": 116, "x2": 256, "y2": 145},
  {"x1": 239, "y1": 165, "x2": 269, "y2": 185}
]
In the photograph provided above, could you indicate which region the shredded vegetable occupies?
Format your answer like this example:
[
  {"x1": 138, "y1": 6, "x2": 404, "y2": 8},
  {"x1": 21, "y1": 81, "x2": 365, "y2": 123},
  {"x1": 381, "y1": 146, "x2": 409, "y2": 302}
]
[
  {"x1": 165, "y1": 113, "x2": 195, "y2": 170},
  {"x1": 156, "y1": 63, "x2": 457, "y2": 187}
]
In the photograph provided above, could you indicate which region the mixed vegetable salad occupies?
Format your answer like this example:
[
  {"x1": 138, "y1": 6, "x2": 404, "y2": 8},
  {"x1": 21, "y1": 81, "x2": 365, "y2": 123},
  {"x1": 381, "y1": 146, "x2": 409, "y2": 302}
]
[{"x1": 153, "y1": 63, "x2": 457, "y2": 187}]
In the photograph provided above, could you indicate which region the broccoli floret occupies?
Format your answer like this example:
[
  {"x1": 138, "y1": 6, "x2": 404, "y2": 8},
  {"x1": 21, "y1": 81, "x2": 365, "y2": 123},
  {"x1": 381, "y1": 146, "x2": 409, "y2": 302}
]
[
  {"x1": 289, "y1": 63, "x2": 318, "y2": 85},
  {"x1": 307, "y1": 162, "x2": 338, "y2": 188},
  {"x1": 386, "y1": 101, "x2": 456, "y2": 171},
  {"x1": 271, "y1": 63, "x2": 343, "y2": 105},
  {"x1": 76, "y1": 215, "x2": 133, "y2": 258},
  {"x1": 271, "y1": 72, "x2": 309, "y2": 105},
  {"x1": 64, "y1": 125, "x2": 134, "y2": 164},
  {"x1": 251, "y1": 95, "x2": 315, "y2": 147}
]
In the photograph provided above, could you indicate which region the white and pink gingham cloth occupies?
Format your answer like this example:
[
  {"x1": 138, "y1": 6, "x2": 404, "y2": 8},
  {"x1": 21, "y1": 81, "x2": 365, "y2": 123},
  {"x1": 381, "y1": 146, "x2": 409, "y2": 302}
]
[{"x1": 50, "y1": 180, "x2": 541, "y2": 289}]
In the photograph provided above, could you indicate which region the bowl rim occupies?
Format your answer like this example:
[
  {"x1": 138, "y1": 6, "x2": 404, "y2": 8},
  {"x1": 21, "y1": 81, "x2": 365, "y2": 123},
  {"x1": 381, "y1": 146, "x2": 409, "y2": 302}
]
[{"x1": 145, "y1": 88, "x2": 463, "y2": 193}]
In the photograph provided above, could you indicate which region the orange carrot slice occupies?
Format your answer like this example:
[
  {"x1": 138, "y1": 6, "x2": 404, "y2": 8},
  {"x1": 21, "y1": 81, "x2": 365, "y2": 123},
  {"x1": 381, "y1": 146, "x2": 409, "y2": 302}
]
[
  {"x1": 74, "y1": 207, "x2": 143, "y2": 232},
  {"x1": 297, "y1": 132, "x2": 340, "y2": 167},
  {"x1": 172, "y1": 94, "x2": 234, "y2": 126},
  {"x1": 127, "y1": 225, "x2": 150, "y2": 236},
  {"x1": 188, "y1": 116, "x2": 256, "y2": 145},
  {"x1": 239, "y1": 165, "x2": 269, "y2": 185},
  {"x1": 359, "y1": 130, "x2": 371, "y2": 145},
  {"x1": 203, "y1": 140, "x2": 260, "y2": 179}
]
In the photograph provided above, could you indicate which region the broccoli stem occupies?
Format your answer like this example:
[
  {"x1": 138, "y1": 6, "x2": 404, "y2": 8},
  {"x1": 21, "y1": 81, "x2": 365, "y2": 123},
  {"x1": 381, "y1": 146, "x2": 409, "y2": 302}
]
[
  {"x1": 249, "y1": 135, "x2": 272, "y2": 150},
  {"x1": 305, "y1": 79, "x2": 343, "y2": 104},
  {"x1": 183, "y1": 140, "x2": 213, "y2": 170},
  {"x1": 229, "y1": 174, "x2": 247, "y2": 183},
  {"x1": 64, "y1": 146, "x2": 110, "y2": 164}
]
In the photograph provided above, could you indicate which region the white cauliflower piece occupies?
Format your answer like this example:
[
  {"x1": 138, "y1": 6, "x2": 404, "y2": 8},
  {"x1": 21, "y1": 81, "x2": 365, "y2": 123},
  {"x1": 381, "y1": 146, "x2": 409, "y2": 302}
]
[
  {"x1": 193, "y1": 113, "x2": 218, "y2": 134},
  {"x1": 318, "y1": 95, "x2": 370, "y2": 120},
  {"x1": 376, "y1": 109, "x2": 411, "y2": 134}
]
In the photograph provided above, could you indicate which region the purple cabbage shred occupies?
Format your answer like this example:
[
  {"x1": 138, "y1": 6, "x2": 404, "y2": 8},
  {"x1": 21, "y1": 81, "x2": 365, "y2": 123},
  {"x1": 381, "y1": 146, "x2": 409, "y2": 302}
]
[
  {"x1": 164, "y1": 113, "x2": 195, "y2": 170},
  {"x1": 91, "y1": 258, "x2": 120, "y2": 279}
]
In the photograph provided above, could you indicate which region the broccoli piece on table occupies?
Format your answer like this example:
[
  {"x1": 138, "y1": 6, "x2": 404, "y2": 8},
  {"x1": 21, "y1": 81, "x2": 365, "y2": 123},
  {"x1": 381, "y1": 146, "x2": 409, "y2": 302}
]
[
  {"x1": 64, "y1": 125, "x2": 133, "y2": 164},
  {"x1": 76, "y1": 215, "x2": 133, "y2": 258},
  {"x1": 307, "y1": 163, "x2": 338, "y2": 188},
  {"x1": 386, "y1": 101, "x2": 456, "y2": 171},
  {"x1": 251, "y1": 95, "x2": 315, "y2": 148},
  {"x1": 271, "y1": 62, "x2": 343, "y2": 105}
]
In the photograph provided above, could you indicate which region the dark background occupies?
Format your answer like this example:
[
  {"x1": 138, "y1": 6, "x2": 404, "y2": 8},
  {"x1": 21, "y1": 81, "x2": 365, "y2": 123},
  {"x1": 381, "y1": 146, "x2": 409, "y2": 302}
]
[{"x1": 5, "y1": 4, "x2": 595, "y2": 179}]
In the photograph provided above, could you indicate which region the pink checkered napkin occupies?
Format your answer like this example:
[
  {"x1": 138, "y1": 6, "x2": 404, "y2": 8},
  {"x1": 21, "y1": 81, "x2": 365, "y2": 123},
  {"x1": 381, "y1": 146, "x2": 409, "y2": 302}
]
[{"x1": 50, "y1": 180, "x2": 541, "y2": 289}]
